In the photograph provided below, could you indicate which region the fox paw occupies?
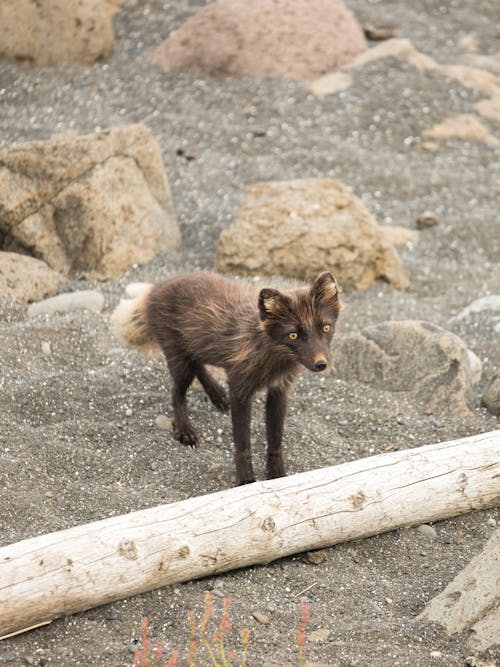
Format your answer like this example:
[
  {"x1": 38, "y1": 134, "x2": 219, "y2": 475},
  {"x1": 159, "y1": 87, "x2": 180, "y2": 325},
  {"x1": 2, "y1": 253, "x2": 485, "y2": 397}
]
[
  {"x1": 238, "y1": 477, "x2": 256, "y2": 485},
  {"x1": 210, "y1": 389, "x2": 230, "y2": 412},
  {"x1": 174, "y1": 423, "x2": 198, "y2": 449}
]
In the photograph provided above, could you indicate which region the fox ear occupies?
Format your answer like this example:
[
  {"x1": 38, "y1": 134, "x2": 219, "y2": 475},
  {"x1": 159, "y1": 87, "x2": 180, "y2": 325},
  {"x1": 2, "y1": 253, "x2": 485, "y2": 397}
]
[
  {"x1": 311, "y1": 272, "x2": 340, "y2": 306},
  {"x1": 258, "y1": 288, "x2": 290, "y2": 321}
]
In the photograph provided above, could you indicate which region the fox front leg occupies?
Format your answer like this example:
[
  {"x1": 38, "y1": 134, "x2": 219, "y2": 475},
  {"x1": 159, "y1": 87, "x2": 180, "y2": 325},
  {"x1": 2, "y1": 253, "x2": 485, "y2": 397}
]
[
  {"x1": 265, "y1": 386, "x2": 287, "y2": 479},
  {"x1": 229, "y1": 390, "x2": 255, "y2": 485}
]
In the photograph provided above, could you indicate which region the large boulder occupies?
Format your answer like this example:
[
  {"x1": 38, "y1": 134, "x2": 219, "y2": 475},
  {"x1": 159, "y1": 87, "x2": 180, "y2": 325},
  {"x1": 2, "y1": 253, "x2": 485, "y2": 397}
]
[
  {"x1": 151, "y1": 0, "x2": 367, "y2": 79},
  {"x1": 332, "y1": 321, "x2": 476, "y2": 415},
  {"x1": 0, "y1": 252, "x2": 63, "y2": 302},
  {"x1": 482, "y1": 374, "x2": 500, "y2": 416},
  {"x1": 0, "y1": 125, "x2": 180, "y2": 279},
  {"x1": 0, "y1": 0, "x2": 119, "y2": 66},
  {"x1": 215, "y1": 179, "x2": 408, "y2": 291}
]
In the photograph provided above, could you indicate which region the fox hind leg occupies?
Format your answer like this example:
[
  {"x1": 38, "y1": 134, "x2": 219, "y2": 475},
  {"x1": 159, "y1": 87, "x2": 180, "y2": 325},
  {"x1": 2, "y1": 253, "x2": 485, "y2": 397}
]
[
  {"x1": 165, "y1": 354, "x2": 198, "y2": 448},
  {"x1": 195, "y1": 363, "x2": 229, "y2": 412}
]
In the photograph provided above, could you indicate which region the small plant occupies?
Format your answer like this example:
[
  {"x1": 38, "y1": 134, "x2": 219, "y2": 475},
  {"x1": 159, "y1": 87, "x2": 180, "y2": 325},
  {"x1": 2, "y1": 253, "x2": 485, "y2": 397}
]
[
  {"x1": 134, "y1": 593, "x2": 311, "y2": 667},
  {"x1": 187, "y1": 592, "x2": 249, "y2": 667},
  {"x1": 134, "y1": 616, "x2": 179, "y2": 667}
]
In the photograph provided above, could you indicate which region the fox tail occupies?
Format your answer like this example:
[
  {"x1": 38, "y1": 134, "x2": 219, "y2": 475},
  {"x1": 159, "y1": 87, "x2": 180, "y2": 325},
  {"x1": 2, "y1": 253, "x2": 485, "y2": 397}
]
[{"x1": 110, "y1": 283, "x2": 160, "y2": 358}]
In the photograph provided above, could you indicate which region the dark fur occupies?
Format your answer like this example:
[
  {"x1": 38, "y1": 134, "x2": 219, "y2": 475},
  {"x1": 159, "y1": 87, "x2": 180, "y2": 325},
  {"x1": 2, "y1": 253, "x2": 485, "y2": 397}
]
[{"x1": 145, "y1": 270, "x2": 341, "y2": 484}]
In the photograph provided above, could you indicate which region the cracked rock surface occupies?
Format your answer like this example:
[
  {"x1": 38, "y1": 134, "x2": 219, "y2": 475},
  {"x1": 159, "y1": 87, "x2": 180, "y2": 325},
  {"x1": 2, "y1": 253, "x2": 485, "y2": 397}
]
[
  {"x1": 0, "y1": 125, "x2": 180, "y2": 278},
  {"x1": 215, "y1": 178, "x2": 408, "y2": 291}
]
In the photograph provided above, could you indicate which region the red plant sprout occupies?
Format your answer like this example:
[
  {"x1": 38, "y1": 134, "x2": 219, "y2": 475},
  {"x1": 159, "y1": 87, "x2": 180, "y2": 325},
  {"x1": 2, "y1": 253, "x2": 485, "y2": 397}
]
[
  {"x1": 296, "y1": 601, "x2": 310, "y2": 666},
  {"x1": 165, "y1": 650, "x2": 179, "y2": 667},
  {"x1": 187, "y1": 610, "x2": 198, "y2": 667},
  {"x1": 135, "y1": 594, "x2": 251, "y2": 667},
  {"x1": 240, "y1": 628, "x2": 250, "y2": 667},
  {"x1": 134, "y1": 616, "x2": 178, "y2": 667},
  {"x1": 196, "y1": 592, "x2": 220, "y2": 666}
]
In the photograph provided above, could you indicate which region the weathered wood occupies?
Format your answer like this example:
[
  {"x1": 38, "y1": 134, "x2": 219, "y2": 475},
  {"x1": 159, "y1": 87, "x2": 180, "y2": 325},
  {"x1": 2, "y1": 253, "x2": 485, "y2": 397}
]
[{"x1": 1, "y1": 430, "x2": 499, "y2": 638}]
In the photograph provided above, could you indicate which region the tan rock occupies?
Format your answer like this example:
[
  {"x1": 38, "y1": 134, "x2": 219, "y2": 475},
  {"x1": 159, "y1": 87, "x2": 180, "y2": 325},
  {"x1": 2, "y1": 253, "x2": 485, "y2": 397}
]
[
  {"x1": 309, "y1": 38, "x2": 500, "y2": 127},
  {"x1": 308, "y1": 71, "x2": 353, "y2": 97},
  {"x1": 308, "y1": 628, "x2": 331, "y2": 642},
  {"x1": 381, "y1": 225, "x2": 418, "y2": 245},
  {"x1": 151, "y1": 0, "x2": 367, "y2": 80},
  {"x1": 0, "y1": 252, "x2": 63, "y2": 302},
  {"x1": 215, "y1": 179, "x2": 408, "y2": 291},
  {"x1": 0, "y1": 125, "x2": 180, "y2": 279},
  {"x1": 423, "y1": 114, "x2": 500, "y2": 146},
  {"x1": 0, "y1": 0, "x2": 119, "y2": 66}
]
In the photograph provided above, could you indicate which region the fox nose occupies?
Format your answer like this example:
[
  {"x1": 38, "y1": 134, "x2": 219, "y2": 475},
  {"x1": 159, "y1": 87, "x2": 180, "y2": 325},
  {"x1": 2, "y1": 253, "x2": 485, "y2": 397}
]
[{"x1": 314, "y1": 358, "x2": 327, "y2": 371}]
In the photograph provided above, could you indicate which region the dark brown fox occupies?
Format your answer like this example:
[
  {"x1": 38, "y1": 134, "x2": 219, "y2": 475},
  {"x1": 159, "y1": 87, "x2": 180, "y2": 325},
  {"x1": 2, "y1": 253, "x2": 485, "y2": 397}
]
[{"x1": 111, "y1": 271, "x2": 341, "y2": 485}]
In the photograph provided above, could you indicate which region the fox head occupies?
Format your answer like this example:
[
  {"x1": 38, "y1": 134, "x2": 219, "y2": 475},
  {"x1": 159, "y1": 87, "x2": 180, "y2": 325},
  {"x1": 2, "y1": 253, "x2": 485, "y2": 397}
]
[{"x1": 258, "y1": 272, "x2": 341, "y2": 372}]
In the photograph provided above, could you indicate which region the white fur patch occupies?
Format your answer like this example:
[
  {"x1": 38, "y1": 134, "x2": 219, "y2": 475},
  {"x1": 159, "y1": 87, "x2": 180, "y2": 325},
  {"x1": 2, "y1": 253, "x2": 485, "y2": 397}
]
[{"x1": 125, "y1": 282, "x2": 153, "y2": 298}]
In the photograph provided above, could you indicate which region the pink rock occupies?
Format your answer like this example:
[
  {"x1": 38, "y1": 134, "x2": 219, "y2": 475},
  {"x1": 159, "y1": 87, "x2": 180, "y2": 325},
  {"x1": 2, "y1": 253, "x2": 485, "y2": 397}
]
[{"x1": 151, "y1": 0, "x2": 367, "y2": 80}]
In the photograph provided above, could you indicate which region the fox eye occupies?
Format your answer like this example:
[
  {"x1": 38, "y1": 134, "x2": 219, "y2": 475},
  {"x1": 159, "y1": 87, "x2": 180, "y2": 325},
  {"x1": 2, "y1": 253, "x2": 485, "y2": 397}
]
[
  {"x1": 322, "y1": 324, "x2": 331, "y2": 334},
  {"x1": 288, "y1": 332, "x2": 298, "y2": 341}
]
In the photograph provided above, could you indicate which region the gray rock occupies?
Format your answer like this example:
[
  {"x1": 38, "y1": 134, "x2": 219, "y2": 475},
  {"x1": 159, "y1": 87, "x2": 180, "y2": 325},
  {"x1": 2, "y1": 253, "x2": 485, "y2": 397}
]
[
  {"x1": 482, "y1": 375, "x2": 500, "y2": 416},
  {"x1": 416, "y1": 524, "x2": 437, "y2": 540},
  {"x1": 215, "y1": 179, "x2": 408, "y2": 291},
  {"x1": 0, "y1": 125, "x2": 180, "y2": 279},
  {"x1": 155, "y1": 415, "x2": 173, "y2": 431},
  {"x1": 332, "y1": 321, "x2": 475, "y2": 415},
  {"x1": 418, "y1": 530, "x2": 500, "y2": 656},
  {"x1": 452, "y1": 295, "x2": 500, "y2": 321},
  {"x1": 27, "y1": 290, "x2": 104, "y2": 317},
  {"x1": 0, "y1": 251, "x2": 63, "y2": 302}
]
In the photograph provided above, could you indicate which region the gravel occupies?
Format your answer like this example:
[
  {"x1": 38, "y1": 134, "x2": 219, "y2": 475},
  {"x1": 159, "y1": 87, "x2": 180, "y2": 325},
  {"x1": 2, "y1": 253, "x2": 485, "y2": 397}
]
[{"x1": 0, "y1": 1, "x2": 499, "y2": 665}]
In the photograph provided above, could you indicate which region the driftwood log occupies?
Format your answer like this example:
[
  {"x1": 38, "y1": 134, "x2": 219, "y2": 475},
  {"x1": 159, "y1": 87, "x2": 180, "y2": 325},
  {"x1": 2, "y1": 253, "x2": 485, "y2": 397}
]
[{"x1": 1, "y1": 430, "x2": 499, "y2": 638}]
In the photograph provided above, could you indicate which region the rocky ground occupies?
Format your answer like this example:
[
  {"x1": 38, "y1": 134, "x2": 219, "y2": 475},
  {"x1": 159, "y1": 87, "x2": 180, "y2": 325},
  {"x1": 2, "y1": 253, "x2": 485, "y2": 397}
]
[{"x1": 0, "y1": 1, "x2": 499, "y2": 665}]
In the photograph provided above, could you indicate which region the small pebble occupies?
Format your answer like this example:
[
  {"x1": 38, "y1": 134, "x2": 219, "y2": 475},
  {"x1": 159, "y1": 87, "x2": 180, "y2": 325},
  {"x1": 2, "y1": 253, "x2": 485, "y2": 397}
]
[
  {"x1": 486, "y1": 518, "x2": 497, "y2": 527},
  {"x1": 416, "y1": 211, "x2": 439, "y2": 230},
  {"x1": 41, "y1": 341, "x2": 52, "y2": 355},
  {"x1": 2, "y1": 652, "x2": 17, "y2": 663},
  {"x1": 252, "y1": 610, "x2": 270, "y2": 625},
  {"x1": 23, "y1": 656, "x2": 35, "y2": 666},
  {"x1": 416, "y1": 524, "x2": 437, "y2": 539},
  {"x1": 155, "y1": 415, "x2": 172, "y2": 430},
  {"x1": 395, "y1": 414, "x2": 410, "y2": 426},
  {"x1": 364, "y1": 25, "x2": 395, "y2": 40},
  {"x1": 125, "y1": 408, "x2": 133, "y2": 417},
  {"x1": 418, "y1": 141, "x2": 439, "y2": 153},
  {"x1": 308, "y1": 628, "x2": 331, "y2": 641},
  {"x1": 150, "y1": 461, "x2": 158, "y2": 471},
  {"x1": 106, "y1": 612, "x2": 121, "y2": 621},
  {"x1": 303, "y1": 549, "x2": 328, "y2": 565}
]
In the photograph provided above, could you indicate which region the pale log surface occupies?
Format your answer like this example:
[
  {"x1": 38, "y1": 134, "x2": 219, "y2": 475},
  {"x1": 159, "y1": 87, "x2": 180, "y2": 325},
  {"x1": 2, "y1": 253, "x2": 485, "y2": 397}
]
[{"x1": 1, "y1": 430, "x2": 499, "y2": 638}]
